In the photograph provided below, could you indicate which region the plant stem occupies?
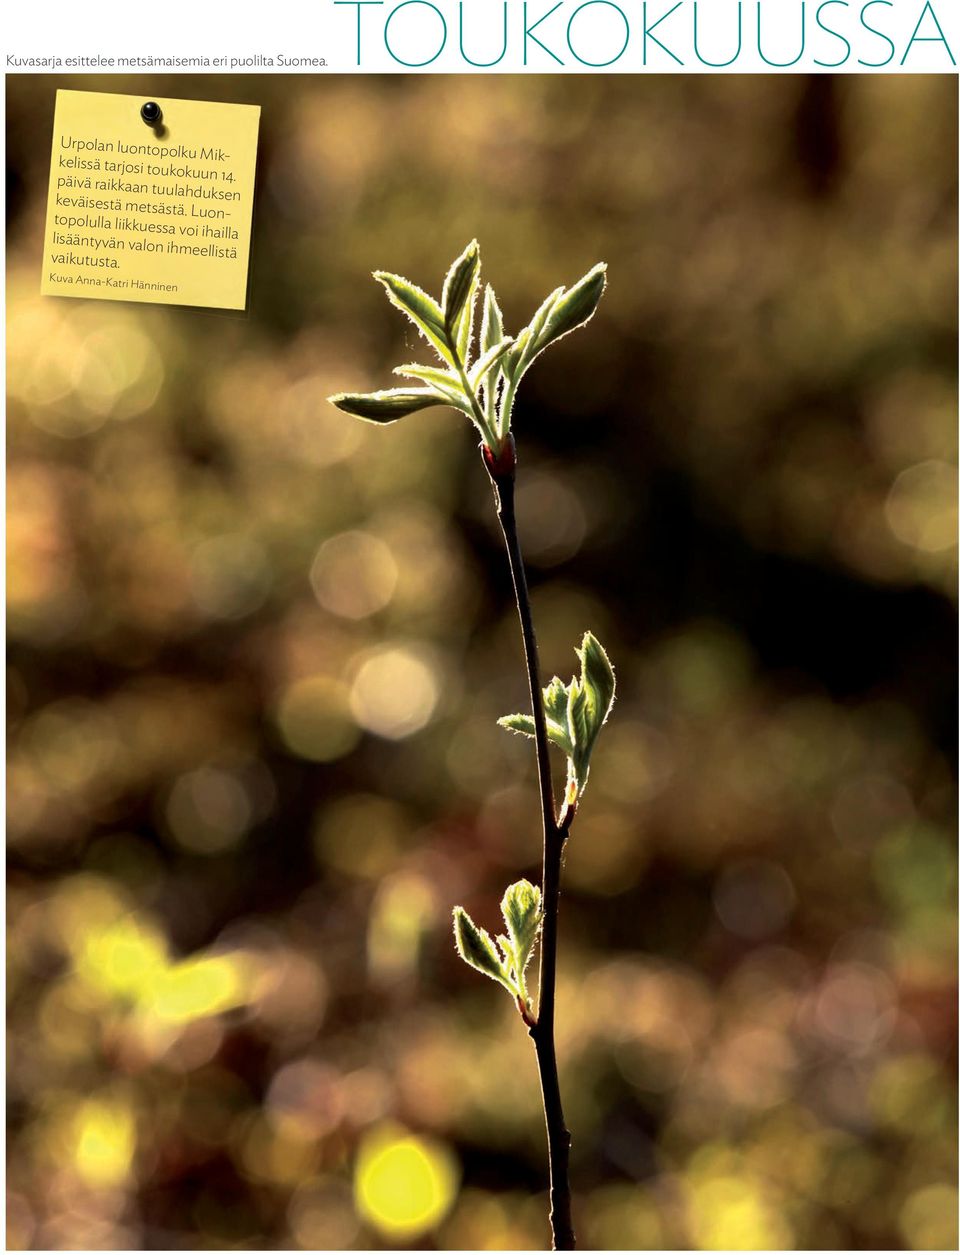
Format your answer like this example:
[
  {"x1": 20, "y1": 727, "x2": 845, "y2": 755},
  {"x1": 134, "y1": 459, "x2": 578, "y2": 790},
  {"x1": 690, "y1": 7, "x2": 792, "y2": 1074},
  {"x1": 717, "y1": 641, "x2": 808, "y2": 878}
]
[{"x1": 484, "y1": 439, "x2": 576, "y2": 1252}]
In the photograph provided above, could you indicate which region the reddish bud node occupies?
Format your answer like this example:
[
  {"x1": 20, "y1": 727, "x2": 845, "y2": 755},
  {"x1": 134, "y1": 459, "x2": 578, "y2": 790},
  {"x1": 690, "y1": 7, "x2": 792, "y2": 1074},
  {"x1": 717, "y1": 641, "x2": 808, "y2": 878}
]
[{"x1": 482, "y1": 433, "x2": 517, "y2": 478}]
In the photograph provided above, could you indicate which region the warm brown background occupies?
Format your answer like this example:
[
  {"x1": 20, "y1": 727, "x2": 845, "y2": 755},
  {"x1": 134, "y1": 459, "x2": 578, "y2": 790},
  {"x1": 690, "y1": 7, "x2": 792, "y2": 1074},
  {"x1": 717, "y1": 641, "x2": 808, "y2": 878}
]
[{"x1": 7, "y1": 74, "x2": 958, "y2": 1250}]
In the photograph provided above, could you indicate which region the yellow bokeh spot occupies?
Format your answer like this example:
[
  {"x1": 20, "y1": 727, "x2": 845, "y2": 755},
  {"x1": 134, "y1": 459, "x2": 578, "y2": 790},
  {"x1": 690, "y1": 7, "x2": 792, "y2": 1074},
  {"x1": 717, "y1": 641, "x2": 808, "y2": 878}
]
[
  {"x1": 76, "y1": 918, "x2": 168, "y2": 1001},
  {"x1": 275, "y1": 675, "x2": 360, "y2": 762},
  {"x1": 354, "y1": 1123, "x2": 458, "y2": 1241},
  {"x1": 74, "y1": 913, "x2": 248, "y2": 1027},
  {"x1": 689, "y1": 1174, "x2": 792, "y2": 1250},
  {"x1": 884, "y1": 460, "x2": 957, "y2": 553},
  {"x1": 73, "y1": 1099, "x2": 136, "y2": 1187},
  {"x1": 899, "y1": 1183, "x2": 958, "y2": 1250},
  {"x1": 149, "y1": 956, "x2": 246, "y2": 1025},
  {"x1": 349, "y1": 647, "x2": 439, "y2": 740},
  {"x1": 310, "y1": 530, "x2": 398, "y2": 620},
  {"x1": 367, "y1": 873, "x2": 436, "y2": 982}
]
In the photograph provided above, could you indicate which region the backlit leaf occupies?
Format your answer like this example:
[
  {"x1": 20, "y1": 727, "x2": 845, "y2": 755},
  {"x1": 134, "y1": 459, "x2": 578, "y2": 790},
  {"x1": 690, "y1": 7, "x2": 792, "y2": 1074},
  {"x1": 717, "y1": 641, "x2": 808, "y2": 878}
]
[
  {"x1": 441, "y1": 241, "x2": 481, "y2": 366},
  {"x1": 481, "y1": 285, "x2": 505, "y2": 355},
  {"x1": 453, "y1": 907, "x2": 514, "y2": 992},
  {"x1": 567, "y1": 678, "x2": 591, "y2": 757},
  {"x1": 502, "y1": 327, "x2": 531, "y2": 383},
  {"x1": 374, "y1": 271, "x2": 453, "y2": 364},
  {"x1": 501, "y1": 880, "x2": 542, "y2": 975},
  {"x1": 577, "y1": 630, "x2": 616, "y2": 734},
  {"x1": 505, "y1": 288, "x2": 563, "y2": 381},
  {"x1": 538, "y1": 263, "x2": 607, "y2": 352},
  {"x1": 442, "y1": 240, "x2": 480, "y2": 332},
  {"x1": 470, "y1": 337, "x2": 514, "y2": 388},
  {"x1": 543, "y1": 676, "x2": 569, "y2": 727},
  {"x1": 393, "y1": 364, "x2": 471, "y2": 413},
  {"x1": 328, "y1": 389, "x2": 449, "y2": 423}
]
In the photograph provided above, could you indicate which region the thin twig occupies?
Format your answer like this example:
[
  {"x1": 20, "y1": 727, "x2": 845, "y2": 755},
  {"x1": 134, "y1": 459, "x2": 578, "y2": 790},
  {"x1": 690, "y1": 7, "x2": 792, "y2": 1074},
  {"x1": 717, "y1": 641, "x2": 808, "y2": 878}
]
[{"x1": 484, "y1": 438, "x2": 576, "y2": 1252}]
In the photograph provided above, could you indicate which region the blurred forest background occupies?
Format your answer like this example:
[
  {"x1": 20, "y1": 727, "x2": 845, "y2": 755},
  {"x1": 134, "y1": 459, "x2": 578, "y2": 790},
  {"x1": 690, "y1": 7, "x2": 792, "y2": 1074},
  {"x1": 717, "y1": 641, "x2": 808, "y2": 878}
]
[{"x1": 6, "y1": 74, "x2": 958, "y2": 1250}]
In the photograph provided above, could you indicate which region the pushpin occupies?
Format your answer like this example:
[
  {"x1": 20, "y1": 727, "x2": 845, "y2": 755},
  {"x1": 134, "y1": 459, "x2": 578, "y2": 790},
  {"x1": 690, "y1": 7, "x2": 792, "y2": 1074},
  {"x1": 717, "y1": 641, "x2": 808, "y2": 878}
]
[{"x1": 140, "y1": 101, "x2": 163, "y2": 126}]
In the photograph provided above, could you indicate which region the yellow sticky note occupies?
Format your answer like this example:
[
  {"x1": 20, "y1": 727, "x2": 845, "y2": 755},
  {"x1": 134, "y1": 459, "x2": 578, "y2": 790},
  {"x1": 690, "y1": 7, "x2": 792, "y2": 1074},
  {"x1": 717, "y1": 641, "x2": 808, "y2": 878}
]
[{"x1": 41, "y1": 90, "x2": 260, "y2": 310}]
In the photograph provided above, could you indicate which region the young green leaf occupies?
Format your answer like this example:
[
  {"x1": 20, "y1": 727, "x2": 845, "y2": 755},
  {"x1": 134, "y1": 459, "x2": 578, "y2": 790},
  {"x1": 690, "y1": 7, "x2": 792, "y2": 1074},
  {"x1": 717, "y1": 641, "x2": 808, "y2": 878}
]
[
  {"x1": 392, "y1": 363, "x2": 459, "y2": 389},
  {"x1": 441, "y1": 240, "x2": 481, "y2": 367},
  {"x1": 501, "y1": 880, "x2": 542, "y2": 970},
  {"x1": 567, "y1": 631, "x2": 617, "y2": 792},
  {"x1": 498, "y1": 713, "x2": 536, "y2": 738},
  {"x1": 470, "y1": 337, "x2": 514, "y2": 389},
  {"x1": 456, "y1": 278, "x2": 481, "y2": 368},
  {"x1": 393, "y1": 364, "x2": 471, "y2": 413},
  {"x1": 442, "y1": 239, "x2": 480, "y2": 333},
  {"x1": 453, "y1": 906, "x2": 515, "y2": 993},
  {"x1": 374, "y1": 271, "x2": 453, "y2": 364},
  {"x1": 480, "y1": 285, "x2": 505, "y2": 355},
  {"x1": 328, "y1": 389, "x2": 450, "y2": 423},
  {"x1": 541, "y1": 676, "x2": 576, "y2": 754},
  {"x1": 501, "y1": 327, "x2": 530, "y2": 384},
  {"x1": 544, "y1": 717, "x2": 574, "y2": 756},
  {"x1": 567, "y1": 678, "x2": 591, "y2": 761},
  {"x1": 500, "y1": 264, "x2": 607, "y2": 402},
  {"x1": 499, "y1": 880, "x2": 542, "y2": 1007},
  {"x1": 478, "y1": 286, "x2": 507, "y2": 427},
  {"x1": 538, "y1": 263, "x2": 607, "y2": 353},
  {"x1": 495, "y1": 933, "x2": 516, "y2": 970},
  {"x1": 504, "y1": 287, "x2": 563, "y2": 382},
  {"x1": 498, "y1": 710, "x2": 574, "y2": 756},
  {"x1": 524, "y1": 286, "x2": 566, "y2": 357},
  {"x1": 498, "y1": 634, "x2": 616, "y2": 802},
  {"x1": 543, "y1": 676, "x2": 570, "y2": 728},
  {"x1": 577, "y1": 631, "x2": 616, "y2": 735}
]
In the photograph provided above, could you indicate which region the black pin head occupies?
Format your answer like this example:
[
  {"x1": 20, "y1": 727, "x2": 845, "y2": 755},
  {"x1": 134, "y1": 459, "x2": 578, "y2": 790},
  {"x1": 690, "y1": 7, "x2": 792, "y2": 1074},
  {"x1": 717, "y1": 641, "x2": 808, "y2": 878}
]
[{"x1": 140, "y1": 101, "x2": 163, "y2": 126}]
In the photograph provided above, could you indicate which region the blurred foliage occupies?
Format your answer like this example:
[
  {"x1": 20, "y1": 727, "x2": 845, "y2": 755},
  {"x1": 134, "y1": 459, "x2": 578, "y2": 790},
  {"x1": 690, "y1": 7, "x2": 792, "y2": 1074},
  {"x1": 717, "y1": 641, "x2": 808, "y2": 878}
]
[{"x1": 6, "y1": 73, "x2": 958, "y2": 1250}]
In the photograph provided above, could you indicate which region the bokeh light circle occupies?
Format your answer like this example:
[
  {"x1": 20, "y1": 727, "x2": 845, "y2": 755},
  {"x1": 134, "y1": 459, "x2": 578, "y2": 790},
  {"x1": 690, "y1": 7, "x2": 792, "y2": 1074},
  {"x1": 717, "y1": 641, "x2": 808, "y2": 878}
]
[{"x1": 354, "y1": 1123, "x2": 458, "y2": 1242}]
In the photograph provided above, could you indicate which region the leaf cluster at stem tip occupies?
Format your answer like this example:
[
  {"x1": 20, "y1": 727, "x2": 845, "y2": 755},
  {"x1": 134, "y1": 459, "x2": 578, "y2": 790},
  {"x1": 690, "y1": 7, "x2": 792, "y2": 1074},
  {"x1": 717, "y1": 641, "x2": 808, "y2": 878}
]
[
  {"x1": 453, "y1": 880, "x2": 543, "y2": 1016},
  {"x1": 499, "y1": 631, "x2": 616, "y2": 810},
  {"x1": 327, "y1": 240, "x2": 607, "y2": 456}
]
